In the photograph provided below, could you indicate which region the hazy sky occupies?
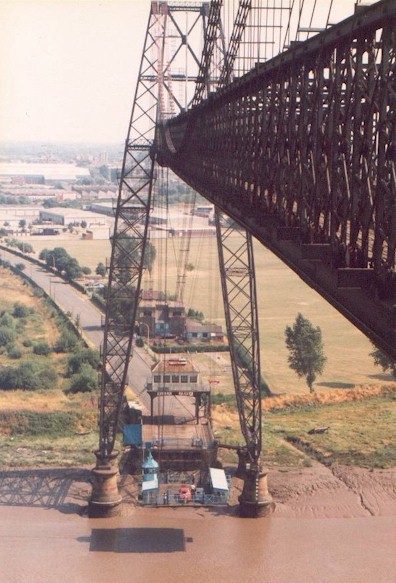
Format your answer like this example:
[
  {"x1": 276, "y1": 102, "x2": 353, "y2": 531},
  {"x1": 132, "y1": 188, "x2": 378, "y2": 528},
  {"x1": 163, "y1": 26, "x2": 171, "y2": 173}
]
[
  {"x1": 0, "y1": 0, "x2": 358, "y2": 145},
  {"x1": 0, "y1": 0, "x2": 149, "y2": 144}
]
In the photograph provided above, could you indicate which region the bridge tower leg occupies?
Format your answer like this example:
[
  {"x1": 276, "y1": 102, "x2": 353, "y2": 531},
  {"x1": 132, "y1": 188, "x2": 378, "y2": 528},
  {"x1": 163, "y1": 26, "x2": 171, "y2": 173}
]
[
  {"x1": 238, "y1": 466, "x2": 274, "y2": 518},
  {"x1": 88, "y1": 1, "x2": 213, "y2": 516},
  {"x1": 89, "y1": 451, "x2": 122, "y2": 518}
]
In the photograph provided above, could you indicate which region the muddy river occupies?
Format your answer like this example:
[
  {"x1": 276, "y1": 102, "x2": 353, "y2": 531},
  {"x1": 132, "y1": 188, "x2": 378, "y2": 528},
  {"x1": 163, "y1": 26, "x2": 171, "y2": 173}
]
[{"x1": 1, "y1": 464, "x2": 395, "y2": 583}]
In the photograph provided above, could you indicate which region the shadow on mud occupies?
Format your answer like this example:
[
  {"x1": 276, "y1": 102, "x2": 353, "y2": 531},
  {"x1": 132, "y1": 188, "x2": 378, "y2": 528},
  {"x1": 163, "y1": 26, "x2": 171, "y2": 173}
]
[{"x1": 0, "y1": 468, "x2": 91, "y2": 514}]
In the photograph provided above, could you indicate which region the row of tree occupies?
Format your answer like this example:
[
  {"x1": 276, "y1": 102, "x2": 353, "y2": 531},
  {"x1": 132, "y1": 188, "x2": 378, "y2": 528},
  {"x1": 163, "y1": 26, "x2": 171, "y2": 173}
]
[{"x1": 38, "y1": 247, "x2": 91, "y2": 280}]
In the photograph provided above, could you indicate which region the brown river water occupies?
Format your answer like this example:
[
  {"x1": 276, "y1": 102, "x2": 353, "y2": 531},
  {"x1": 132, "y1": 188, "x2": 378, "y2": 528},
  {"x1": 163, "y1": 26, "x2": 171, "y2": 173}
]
[{"x1": 1, "y1": 464, "x2": 395, "y2": 583}]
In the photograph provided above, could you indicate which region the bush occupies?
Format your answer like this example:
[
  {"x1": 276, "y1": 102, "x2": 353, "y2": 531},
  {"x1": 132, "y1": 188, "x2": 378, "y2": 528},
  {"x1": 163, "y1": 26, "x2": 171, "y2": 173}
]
[
  {"x1": 8, "y1": 346, "x2": 22, "y2": 359},
  {"x1": 211, "y1": 392, "x2": 236, "y2": 406},
  {"x1": 95, "y1": 262, "x2": 106, "y2": 277},
  {"x1": 65, "y1": 364, "x2": 98, "y2": 394},
  {"x1": 0, "y1": 362, "x2": 57, "y2": 391},
  {"x1": 8, "y1": 411, "x2": 84, "y2": 437},
  {"x1": 13, "y1": 302, "x2": 33, "y2": 318},
  {"x1": 0, "y1": 313, "x2": 15, "y2": 328},
  {"x1": 33, "y1": 341, "x2": 52, "y2": 356},
  {"x1": 22, "y1": 338, "x2": 33, "y2": 347},
  {"x1": 15, "y1": 263, "x2": 25, "y2": 271},
  {"x1": 0, "y1": 326, "x2": 16, "y2": 347},
  {"x1": 54, "y1": 330, "x2": 79, "y2": 353},
  {"x1": 66, "y1": 348, "x2": 100, "y2": 376},
  {"x1": 136, "y1": 337, "x2": 144, "y2": 348},
  {"x1": 39, "y1": 367, "x2": 57, "y2": 390}
]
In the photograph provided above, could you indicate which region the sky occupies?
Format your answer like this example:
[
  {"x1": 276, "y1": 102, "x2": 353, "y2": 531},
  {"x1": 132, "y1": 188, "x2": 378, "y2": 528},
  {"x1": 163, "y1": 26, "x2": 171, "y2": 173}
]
[
  {"x1": 0, "y1": 0, "x2": 150, "y2": 144},
  {"x1": 0, "y1": 0, "x2": 358, "y2": 145}
]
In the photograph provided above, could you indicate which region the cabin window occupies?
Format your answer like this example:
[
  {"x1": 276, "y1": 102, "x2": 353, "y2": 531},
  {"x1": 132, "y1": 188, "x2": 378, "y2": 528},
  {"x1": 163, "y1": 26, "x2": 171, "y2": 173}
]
[
  {"x1": 172, "y1": 375, "x2": 179, "y2": 383},
  {"x1": 190, "y1": 375, "x2": 198, "y2": 383},
  {"x1": 153, "y1": 375, "x2": 161, "y2": 383},
  {"x1": 181, "y1": 375, "x2": 188, "y2": 383},
  {"x1": 163, "y1": 375, "x2": 171, "y2": 383}
]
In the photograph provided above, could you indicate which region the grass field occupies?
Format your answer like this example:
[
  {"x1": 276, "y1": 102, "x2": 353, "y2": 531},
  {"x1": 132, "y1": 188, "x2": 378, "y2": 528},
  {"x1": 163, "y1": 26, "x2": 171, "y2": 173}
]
[
  {"x1": 212, "y1": 385, "x2": 396, "y2": 469},
  {"x1": 28, "y1": 232, "x2": 395, "y2": 395}
]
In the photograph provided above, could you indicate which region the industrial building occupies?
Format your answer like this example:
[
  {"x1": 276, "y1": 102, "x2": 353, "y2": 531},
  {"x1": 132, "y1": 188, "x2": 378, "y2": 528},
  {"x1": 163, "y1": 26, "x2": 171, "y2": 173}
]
[
  {"x1": 39, "y1": 207, "x2": 109, "y2": 227},
  {"x1": 0, "y1": 162, "x2": 90, "y2": 184},
  {"x1": 0, "y1": 206, "x2": 42, "y2": 227},
  {"x1": 137, "y1": 292, "x2": 186, "y2": 339}
]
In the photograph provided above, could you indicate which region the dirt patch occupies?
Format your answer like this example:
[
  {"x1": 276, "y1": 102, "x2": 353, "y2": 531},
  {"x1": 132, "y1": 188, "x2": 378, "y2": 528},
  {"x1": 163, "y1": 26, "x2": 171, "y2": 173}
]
[
  {"x1": 268, "y1": 462, "x2": 396, "y2": 519},
  {"x1": 263, "y1": 384, "x2": 396, "y2": 411}
]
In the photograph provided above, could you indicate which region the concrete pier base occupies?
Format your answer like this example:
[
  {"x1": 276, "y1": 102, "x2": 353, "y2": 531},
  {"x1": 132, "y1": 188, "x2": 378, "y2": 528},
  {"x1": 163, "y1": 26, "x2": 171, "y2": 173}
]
[
  {"x1": 238, "y1": 467, "x2": 274, "y2": 518},
  {"x1": 235, "y1": 448, "x2": 248, "y2": 479},
  {"x1": 88, "y1": 450, "x2": 122, "y2": 518}
]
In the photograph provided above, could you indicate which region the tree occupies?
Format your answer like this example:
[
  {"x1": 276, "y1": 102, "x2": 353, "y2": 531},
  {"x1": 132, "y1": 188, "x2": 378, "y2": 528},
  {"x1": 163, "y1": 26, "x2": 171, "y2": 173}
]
[
  {"x1": 54, "y1": 330, "x2": 79, "y2": 353},
  {"x1": 0, "y1": 326, "x2": 16, "y2": 347},
  {"x1": 0, "y1": 362, "x2": 56, "y2": 391},
  {"x1": 13, "y1": 302, "x2": 32, "y2": 318},
  {"x1": 17, "y1": 241, "x2": 33, "y2": 254},
  {"x1": 81, "y1": 220, "x2": 87, "y2": 229},
  {"x1": 66, "y1": 348, "x2": 100, "y2": 376},
  {"x1": 19, "y1": 219, "x2": 27, "y2": 230},
  {"x1": 39, "y1": 248, "x2": 50, "y2": 262},
  {"x1": 63, "y1": 258, "x2": 83, "y2": 280},
  {"x1": 95, "y1": 262, "x2": 106, "y2": 277},
  {"x1": 187, "y1": 308, "x2": 205, "y2": 322},
  {"x1": 370, "y1": 345, "x2": 396, "y2": 378},
  {"x1": 144, "y1": 241, "x2": 157, "y2": 274},
  {"x1": 33, "y1": 341, "x2": 52, "y2": 356},
  {"x1": 285, "y1": 313, "x2": 326, "y2": 392},
  {"x1": 65, "y1": 364, "x2": 98, "y2": 394}
]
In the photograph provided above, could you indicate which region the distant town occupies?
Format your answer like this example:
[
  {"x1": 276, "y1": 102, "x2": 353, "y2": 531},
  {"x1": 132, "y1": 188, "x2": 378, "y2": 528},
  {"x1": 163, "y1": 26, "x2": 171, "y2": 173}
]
[{"x1": 0, "y1": 141, "x2": 215, "y2": 241}]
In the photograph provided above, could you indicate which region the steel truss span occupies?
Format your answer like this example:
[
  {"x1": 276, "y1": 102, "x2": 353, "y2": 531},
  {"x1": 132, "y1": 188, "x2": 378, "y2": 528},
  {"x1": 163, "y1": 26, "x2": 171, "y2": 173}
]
[{"x1": 158, "y1": 0, "x2": 396, "y2": 360}]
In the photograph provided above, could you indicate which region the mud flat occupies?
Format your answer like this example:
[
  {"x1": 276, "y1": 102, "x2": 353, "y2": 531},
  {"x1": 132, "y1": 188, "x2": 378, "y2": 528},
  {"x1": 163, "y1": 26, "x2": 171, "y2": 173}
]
[{"x1": 0, "y1": 463, "x2": 395, "y2": 583}]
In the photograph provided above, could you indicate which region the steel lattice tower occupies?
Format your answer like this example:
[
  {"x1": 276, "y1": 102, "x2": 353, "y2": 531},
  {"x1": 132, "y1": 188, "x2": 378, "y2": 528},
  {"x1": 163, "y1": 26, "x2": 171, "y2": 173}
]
[{"x1": 89, "y1": 1, "x2": 211, "y2": 518}]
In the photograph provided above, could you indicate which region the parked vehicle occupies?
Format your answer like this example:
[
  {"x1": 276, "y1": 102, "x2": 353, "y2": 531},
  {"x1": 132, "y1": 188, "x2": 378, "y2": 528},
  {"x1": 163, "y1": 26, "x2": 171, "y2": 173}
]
[{"x1": 178, "y1": 486, "x2": 192, "y2": 502}]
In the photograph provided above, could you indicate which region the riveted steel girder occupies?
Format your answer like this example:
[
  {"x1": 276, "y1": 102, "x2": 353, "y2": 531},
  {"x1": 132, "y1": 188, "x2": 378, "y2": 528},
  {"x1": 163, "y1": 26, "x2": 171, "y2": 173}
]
[{"x1": 157, "y1": 0, "x2": 396, "y2": 360}]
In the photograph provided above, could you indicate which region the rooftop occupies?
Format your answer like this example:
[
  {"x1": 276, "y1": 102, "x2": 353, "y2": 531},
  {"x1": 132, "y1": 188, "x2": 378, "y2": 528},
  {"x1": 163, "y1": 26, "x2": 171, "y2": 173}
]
[
  {"x1": 0, "y1": 163, "x2": 90, "y2": 180},
  {"x1": 151, "y1": 358, "x2": 199, "y2": 374}
]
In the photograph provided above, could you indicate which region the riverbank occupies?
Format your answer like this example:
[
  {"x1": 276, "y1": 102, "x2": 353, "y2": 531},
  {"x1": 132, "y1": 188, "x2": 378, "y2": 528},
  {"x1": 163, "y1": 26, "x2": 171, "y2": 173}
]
[{"x1": 1, "y1": 460, "x2": 395, "y2": 520}]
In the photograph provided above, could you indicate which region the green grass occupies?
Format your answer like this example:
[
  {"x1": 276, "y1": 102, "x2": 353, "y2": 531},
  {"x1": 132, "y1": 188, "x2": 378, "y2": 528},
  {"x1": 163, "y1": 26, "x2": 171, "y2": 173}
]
[
  {"x1": 0, "y1": 407, "x2": 99, "y2": 467},
  {"x1": 0, "y1": 433, "x2": 99, "y2": 467},
  {"x1": 265, "y1": 392, "x2": 396, "y2": 468}
]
